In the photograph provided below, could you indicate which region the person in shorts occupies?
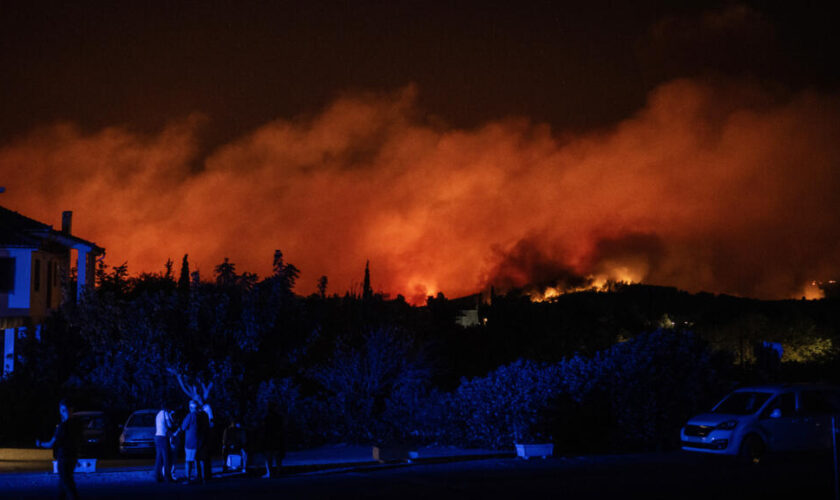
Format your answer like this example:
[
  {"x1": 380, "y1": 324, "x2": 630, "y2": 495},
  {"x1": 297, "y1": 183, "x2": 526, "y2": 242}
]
[{"x1": 175, "y1": 400, "x2": 202, "y2": 483}]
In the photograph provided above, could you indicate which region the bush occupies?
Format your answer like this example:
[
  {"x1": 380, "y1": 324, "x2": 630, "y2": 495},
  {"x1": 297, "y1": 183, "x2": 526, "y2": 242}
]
[
  {"x1": 557, "y1": 329, "x2": 726, "y2": 450},
  {"x1": 438, "y1": 329, "x2": 725, "y2": 451},
  {"x1": 306, "y1": 328, "x2": 430, "y2": 444},
  {"x1": 441, "y1": 360, "x2": 563, "y2": 448}
]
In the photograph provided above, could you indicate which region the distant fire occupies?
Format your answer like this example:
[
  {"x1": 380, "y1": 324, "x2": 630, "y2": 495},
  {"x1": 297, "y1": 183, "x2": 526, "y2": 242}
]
[
  {"x1": 3, "y1": 79, "x2": 840, "y2": 304},
  {"x1": 528, "y1": 266, "x2": 643, "y2": 302},
  {"x1": 803, "y1": 280, "x2": 840, "y2": 301}
]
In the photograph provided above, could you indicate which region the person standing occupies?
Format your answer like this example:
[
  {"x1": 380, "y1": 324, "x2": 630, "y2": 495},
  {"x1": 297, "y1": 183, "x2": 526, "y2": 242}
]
[
  {"x1": 222, "y1": 418, "x2": 248, "y2": 473},
  {"x1": 196, "y1": 405, "x2": 212, "y2": 482},
  {"x1": 154, "y1": 403, "x2": 175, "y2": 482},
  {"x1": 169, "y1": 422, "x2": 181, "y2": 481},
  {"x1": 259, "y1": 404, "x2": 286, "y2": 479},
  {"x1": 175, "y1": 400, "x2": 202, "y2": 483},
  {"x1": 36, "y1": 400, "x2": 81, "y2": 500}
]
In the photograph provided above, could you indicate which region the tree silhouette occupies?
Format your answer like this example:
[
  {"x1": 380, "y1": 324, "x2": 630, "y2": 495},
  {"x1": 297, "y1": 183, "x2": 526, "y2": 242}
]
[
  {"x1": 363, "y1": 260, "x2": 373, "y2": 300},
  {"x1": 163, "y1": 258, "x2": 174, "y2": 281},
  {"x1": 271, "y1": 250, "x2": 299, "y2": 294},
  {"x1": 318, "y1": 275, "x2": 328, "y2": 299},
  {"x1": 215, "y1": 257, "x2": 237, "y2": 288},
  {"x1": 178, "y1": 254, "x2": 190, "y2": 294}
]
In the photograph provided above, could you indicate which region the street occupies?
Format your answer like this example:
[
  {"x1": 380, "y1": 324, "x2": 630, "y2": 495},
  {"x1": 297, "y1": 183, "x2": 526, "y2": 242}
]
[{"x1": 1, "y1": 451, "x2": 836, "y2": 500}]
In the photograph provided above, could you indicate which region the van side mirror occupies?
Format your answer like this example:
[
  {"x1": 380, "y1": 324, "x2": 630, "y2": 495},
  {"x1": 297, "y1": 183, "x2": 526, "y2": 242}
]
[{"x1": 770, "y1": 408, "x2": 782, "y2": 419}]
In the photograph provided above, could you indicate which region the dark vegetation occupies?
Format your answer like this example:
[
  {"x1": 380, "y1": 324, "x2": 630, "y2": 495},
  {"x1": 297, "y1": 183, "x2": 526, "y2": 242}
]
[{"x1": 2, "y1": 252, "x2": 840, "y2": 453}]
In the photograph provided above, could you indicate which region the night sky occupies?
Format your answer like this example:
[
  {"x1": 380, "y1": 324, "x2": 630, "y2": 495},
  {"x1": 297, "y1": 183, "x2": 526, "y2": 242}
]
[{"x1": 2, "y1": 1, "x2": 839, "y2": 302}]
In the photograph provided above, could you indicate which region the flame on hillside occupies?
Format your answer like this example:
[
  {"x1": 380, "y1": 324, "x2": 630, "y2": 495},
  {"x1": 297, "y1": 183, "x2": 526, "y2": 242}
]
[{"x1": 528, "y1": 266, "x2": 644, "y2": 302}]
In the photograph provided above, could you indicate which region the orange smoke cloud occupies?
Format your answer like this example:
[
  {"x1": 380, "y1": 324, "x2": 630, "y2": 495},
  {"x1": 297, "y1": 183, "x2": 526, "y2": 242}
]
[{"x1": 3, "y1": 80, "x2": 840, "y2": 303}]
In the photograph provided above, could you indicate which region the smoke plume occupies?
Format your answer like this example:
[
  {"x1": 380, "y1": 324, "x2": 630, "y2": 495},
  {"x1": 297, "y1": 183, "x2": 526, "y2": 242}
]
[{"x1": 3, "y1": 79, "x2": 840, "y2": 303}]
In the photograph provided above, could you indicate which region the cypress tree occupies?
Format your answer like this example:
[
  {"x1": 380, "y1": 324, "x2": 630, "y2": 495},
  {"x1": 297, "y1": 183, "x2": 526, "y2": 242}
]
[
  {"x1": 318, "y1": 275, "x2": 328, "y2": 299},
  {"x1": 178, "y1": 254, "x2": 190, "y2": 293},
  {"x1": 363, "y1": 260, "x2": 372, "y2": 300}
]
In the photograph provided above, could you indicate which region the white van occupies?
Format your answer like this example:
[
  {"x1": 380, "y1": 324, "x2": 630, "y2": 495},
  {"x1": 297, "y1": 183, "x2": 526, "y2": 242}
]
[{"x1": 681, "y1": 384, "x2": 840, "y2": 462}]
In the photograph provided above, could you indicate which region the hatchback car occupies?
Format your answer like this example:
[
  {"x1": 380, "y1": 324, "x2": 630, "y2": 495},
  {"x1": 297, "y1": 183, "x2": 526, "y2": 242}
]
[
  {"x1": 119, "y1": 409, "x2": 158, "y2": 455},
  {"x1": 681, "y1": 384, "x2": 840, "y2": 462}
]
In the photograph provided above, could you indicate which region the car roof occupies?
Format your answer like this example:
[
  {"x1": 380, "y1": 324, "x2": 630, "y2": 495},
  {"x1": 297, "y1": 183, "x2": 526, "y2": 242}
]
[{"x1": 129, "y1": 409, "x2": 159, "y2": 414}]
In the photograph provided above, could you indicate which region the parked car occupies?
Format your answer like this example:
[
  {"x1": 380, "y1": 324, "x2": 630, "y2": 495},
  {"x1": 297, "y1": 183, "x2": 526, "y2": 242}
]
[
  {"x1": 681, "y1": 384, "x2": 840, "y2": 462},
  {"x1": 119, "y1": 409, "x2": 158, "y2": 455},
  {"x1": 75, "y1": 411, "x2": 117, "y2": 457}
]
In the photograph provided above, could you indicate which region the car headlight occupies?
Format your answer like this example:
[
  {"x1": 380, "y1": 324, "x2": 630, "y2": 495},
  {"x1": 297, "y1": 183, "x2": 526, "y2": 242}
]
[
  {"x1": 715, "y1": 420, "x2": 738, "y2": 430},
  {"x1": 119, "y1": 435, "x2": 125, "y2": 444}
]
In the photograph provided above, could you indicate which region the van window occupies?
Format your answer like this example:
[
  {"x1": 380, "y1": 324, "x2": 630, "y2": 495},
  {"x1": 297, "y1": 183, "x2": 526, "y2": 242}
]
[
  {"x1": 761, "y1": 393, "x2": 796, "y2": 418},
  {"x1": 799, "y1": 391, "x2": 840, "y2": 416}
]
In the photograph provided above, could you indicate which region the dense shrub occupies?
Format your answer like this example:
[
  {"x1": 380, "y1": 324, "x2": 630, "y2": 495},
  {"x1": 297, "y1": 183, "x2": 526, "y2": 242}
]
[
  {"x1": 436, "y1": 329, "x2": 726, "y2": 451},
  {"x1": 441, "y1": 360, "x2": 563, "y2": 448},
  {"x1": 306, "y1": 328, "x2": 430, "y2": 444},
  {"x1": 576, "y1": 329, "x2": 726, "y2": 449}
]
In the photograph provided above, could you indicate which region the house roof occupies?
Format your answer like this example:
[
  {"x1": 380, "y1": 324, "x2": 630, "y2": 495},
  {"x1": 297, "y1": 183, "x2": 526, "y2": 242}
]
[{"x1": 0, "y1": 205, "x2": 104, "y2": 253}]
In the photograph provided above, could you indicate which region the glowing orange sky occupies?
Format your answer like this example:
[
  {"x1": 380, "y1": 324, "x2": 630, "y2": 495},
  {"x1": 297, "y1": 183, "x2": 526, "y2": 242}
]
[{"x1": 2, "y1": 79, "x2": 840, "y2": 303}]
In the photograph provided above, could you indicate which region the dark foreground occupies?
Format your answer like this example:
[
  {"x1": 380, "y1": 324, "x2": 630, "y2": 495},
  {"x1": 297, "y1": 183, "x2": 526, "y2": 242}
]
[{"x1": 2, "y1": 451, "x2": 837, "y2": 500}]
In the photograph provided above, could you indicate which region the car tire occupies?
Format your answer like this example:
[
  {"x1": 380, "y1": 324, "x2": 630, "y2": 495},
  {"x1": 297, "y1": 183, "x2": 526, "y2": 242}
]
[{"x1": 739, "y1": 434, "x2": 766, "y2": 465}]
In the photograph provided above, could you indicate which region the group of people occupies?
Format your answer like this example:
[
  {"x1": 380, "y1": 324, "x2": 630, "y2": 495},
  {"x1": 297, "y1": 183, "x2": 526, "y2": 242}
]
[
  {"x1": 154, "y1": 399, "x2": 214, "y2": 483},
  {"x1": 37, "y1": 398, "x2": 286, "y2": 499},
  {"x1": 153, "y1": 400, "x2": 286, "y2": 484}
]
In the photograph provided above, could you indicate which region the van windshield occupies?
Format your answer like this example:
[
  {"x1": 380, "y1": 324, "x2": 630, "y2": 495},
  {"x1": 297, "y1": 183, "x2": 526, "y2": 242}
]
[{"x1": 713, "y1": 392, "x2": 772, "y2": 415}]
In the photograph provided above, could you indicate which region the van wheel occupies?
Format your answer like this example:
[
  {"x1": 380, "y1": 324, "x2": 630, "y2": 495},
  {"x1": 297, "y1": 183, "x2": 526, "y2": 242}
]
[{"x1": 739, "y1": 435, "x2": 765, "y2": 464}]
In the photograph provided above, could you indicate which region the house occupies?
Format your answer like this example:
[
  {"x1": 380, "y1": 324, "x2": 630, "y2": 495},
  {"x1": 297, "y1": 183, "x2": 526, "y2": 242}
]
[
  {"x1": 1, "y1": 205, "x2": 103, "y2": 375},
  {"x1": 450, "y1": 292, "x2": 488, "y2": 328}
]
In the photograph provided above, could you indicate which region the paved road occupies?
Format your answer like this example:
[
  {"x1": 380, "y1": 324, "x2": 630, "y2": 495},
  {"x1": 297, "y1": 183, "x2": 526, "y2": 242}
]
[{"x1": 2, "y1": 452, "x2": 837, "y2": 500}]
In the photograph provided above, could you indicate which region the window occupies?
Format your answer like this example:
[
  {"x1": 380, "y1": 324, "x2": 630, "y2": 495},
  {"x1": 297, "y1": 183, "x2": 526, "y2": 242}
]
[
  {"x1": 799, "y1": 391, "x2": 840, "y2": 416},
  {"x1": 761, "y1": 393, "x2": 796, "y2": 418},
  {"x1": 714, "y1": 392, "x2": 772, "y2": 415},
  {"x1": 79, "y1": 415, "x2": 106, "y2": 430},
  {"x1": 126, "y1": 412, "x2": 156, "y2": 428},
  {"x1": 0, "y1": 257, "x2": 14, "y2": 292},
  {"x1": 34, "y1": 259, "x2": 41, "y2": 292}
]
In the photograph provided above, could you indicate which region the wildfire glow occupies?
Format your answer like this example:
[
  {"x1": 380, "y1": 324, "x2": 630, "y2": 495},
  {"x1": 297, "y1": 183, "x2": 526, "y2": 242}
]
[
  {"x1": 529, "y1": 267, "x2": 643, "y2": 303},
  {"x1": 802, "y1": 281, "x2": 828, "y2": 301},
  {"x1": 2, "y1": 79, "x2": 840, "y2": 304}
]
